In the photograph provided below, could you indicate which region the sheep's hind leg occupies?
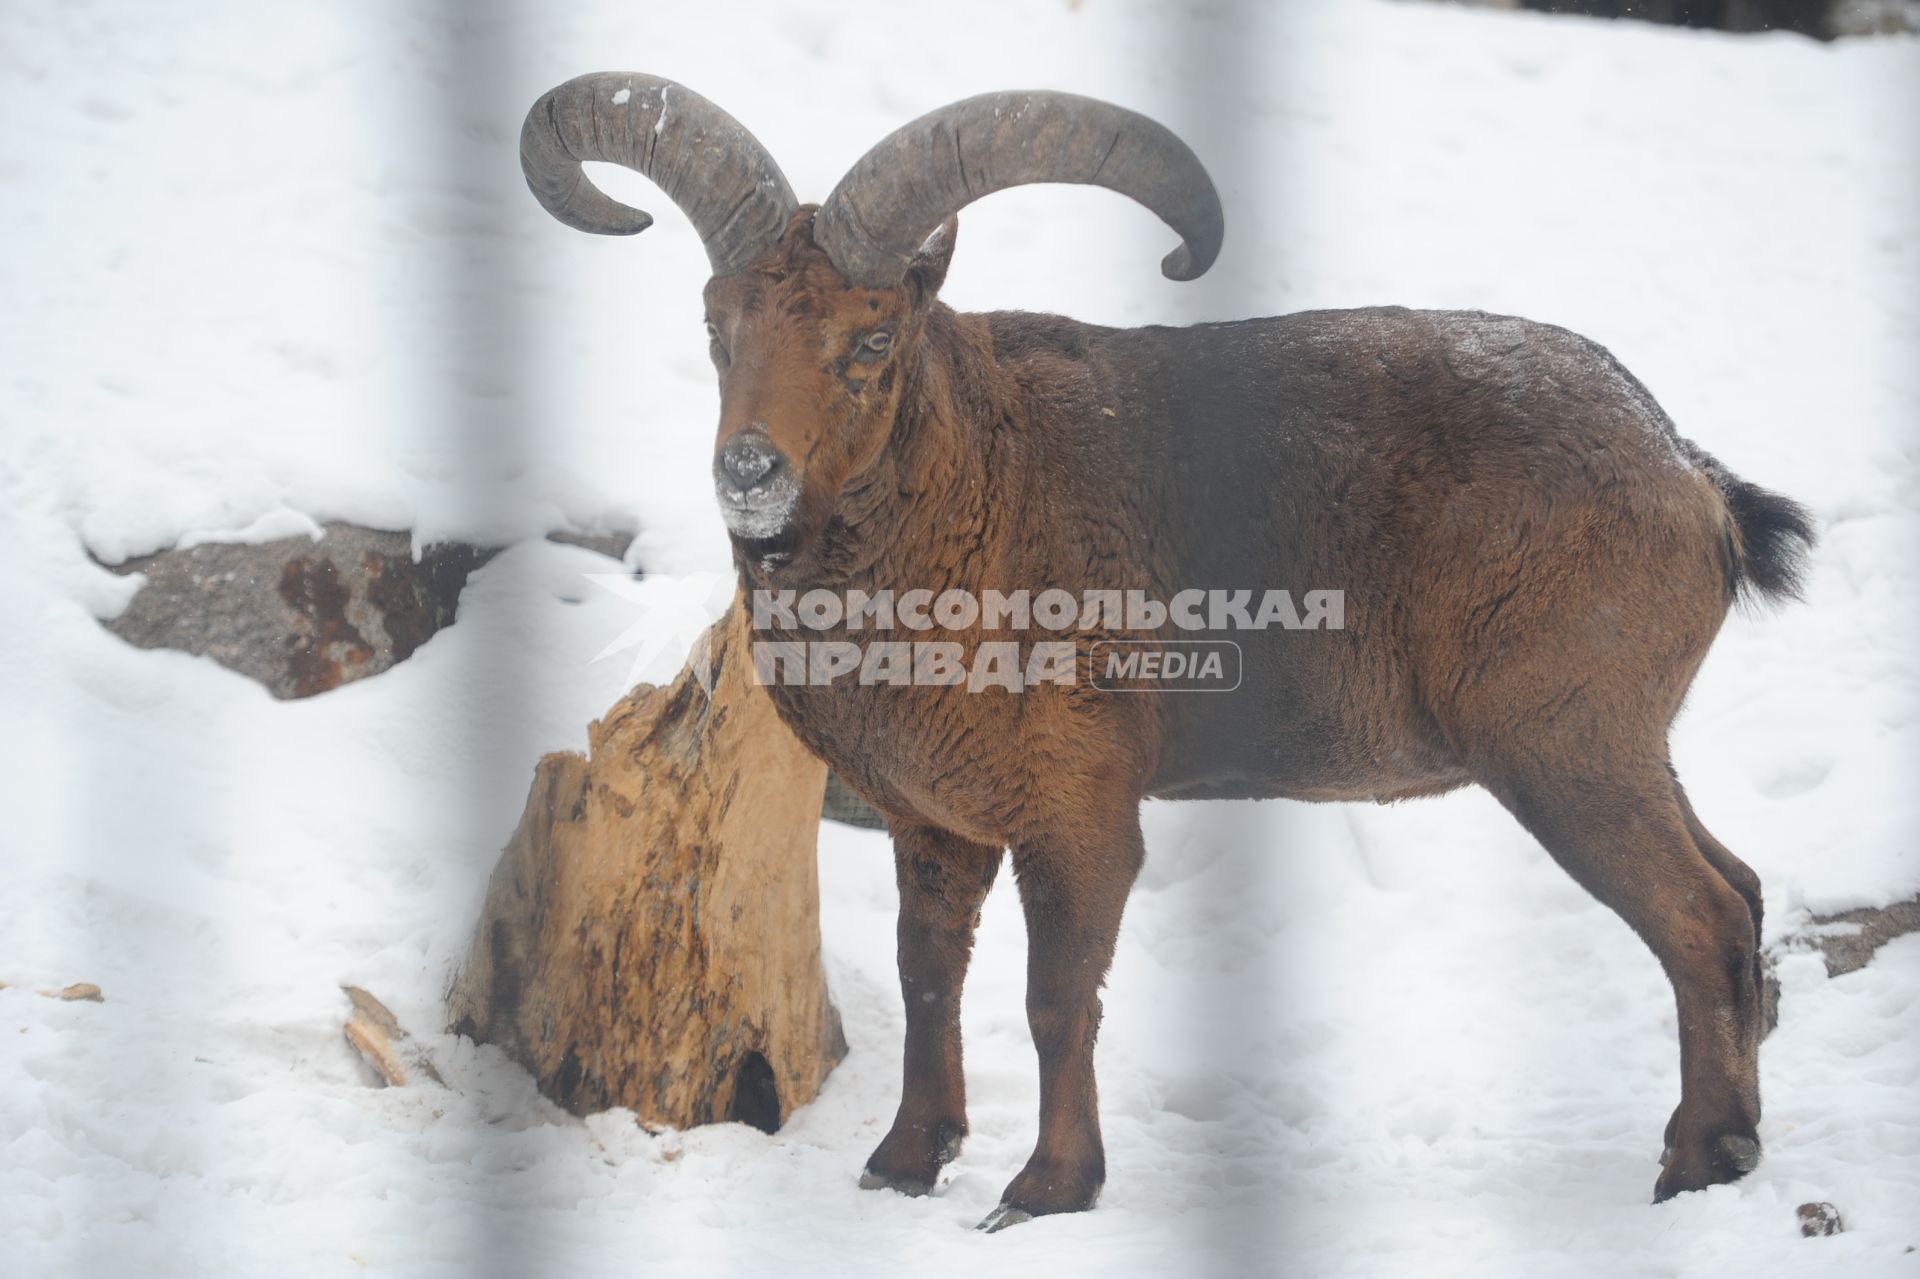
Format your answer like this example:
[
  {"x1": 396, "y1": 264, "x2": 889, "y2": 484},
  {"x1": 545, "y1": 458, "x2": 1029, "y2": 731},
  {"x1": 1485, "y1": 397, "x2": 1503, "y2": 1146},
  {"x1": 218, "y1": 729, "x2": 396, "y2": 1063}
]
[
  {"x1": 1484, "y1": 755, "x2": 1764, "y2": 1202},
  {"x1": 1658, "y1": 777, "x2": 1768, "y2": 1166},
  {"x1": 860, "y1": 824, "x2": 1002, "y2": 1197}
]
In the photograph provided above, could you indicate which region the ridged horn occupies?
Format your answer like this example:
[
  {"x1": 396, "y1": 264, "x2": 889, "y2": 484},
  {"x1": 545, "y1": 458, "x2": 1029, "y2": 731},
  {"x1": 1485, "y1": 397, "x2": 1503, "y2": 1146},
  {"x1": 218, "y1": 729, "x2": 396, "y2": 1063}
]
[
  {"x1": 814, "y1": 91, "x2": 1223, "y2": 288},
  {"x1": 520, "y1": 73, "x2": 798, "y2": 277}
]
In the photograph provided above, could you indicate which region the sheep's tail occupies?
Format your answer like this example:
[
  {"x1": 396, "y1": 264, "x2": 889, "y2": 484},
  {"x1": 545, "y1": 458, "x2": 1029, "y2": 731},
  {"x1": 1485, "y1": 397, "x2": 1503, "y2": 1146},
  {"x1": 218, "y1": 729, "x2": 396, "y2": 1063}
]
[{"x1": 1685, "y1": 442, "x2": 1817, "y2": 607}]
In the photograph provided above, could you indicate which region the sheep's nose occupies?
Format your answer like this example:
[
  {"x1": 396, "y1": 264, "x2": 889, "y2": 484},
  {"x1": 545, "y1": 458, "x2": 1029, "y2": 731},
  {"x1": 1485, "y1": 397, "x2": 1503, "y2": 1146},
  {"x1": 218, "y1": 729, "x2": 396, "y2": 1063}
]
[{"x1": 715, "y1": 432, "x2": 786, "y2": 495}]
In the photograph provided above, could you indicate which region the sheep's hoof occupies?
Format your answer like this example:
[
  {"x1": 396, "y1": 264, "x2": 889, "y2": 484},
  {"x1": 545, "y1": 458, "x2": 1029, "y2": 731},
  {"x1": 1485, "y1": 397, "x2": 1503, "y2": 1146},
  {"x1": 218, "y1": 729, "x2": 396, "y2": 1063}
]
[
  {"x1": 976, "y1": 1203, "x2": 1033, "y2": 1233},
  {"x1": 1719, "y1": 1134, "x2": 1763, "y2": 1173},
  {"x1": 861, "y1": 1119, "x2": 963, "y2": 1197},
  {"x1": 980, "y1": 1155, "x2": 1103, "y2": 1227},
  {"x1": 858, "y1": 1166, "x2": 933, "y2": 1197},
  {"x1": 1653, "y1": 1130, "x2": 1762, "y2": 1202}
]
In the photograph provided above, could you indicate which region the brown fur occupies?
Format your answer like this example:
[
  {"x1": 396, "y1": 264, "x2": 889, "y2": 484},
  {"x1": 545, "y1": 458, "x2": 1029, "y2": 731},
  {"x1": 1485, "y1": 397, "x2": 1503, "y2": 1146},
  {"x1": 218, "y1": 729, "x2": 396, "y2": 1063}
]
[{"x1": 698, "y1": 209, "x2": 1812, "y2": 1220}]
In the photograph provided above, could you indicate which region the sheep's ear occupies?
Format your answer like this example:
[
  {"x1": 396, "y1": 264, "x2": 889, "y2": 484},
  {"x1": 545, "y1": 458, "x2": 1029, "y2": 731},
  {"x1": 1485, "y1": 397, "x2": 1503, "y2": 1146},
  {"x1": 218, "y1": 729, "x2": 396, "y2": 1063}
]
[{"x1": 905, "y1": 216, "x2": 959, "y2": 300}]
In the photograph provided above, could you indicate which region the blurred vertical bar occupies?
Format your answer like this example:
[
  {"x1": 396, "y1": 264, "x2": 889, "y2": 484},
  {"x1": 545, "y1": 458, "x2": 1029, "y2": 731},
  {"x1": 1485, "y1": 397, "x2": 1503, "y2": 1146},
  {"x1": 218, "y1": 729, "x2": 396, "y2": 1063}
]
[
  {"x1": 426, "y1": 2, "x2": 532, "y2": 1275},
  {"x1": 1163, "y1": 3, "x2": 1301, "y2": 1272}
]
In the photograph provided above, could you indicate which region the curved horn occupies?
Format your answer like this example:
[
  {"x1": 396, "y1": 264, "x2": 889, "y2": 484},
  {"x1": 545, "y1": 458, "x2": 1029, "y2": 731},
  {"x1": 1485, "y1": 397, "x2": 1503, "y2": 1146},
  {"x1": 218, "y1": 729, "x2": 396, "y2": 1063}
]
[
  {"x1": 520, "y1": 73, "x2": 799, "y2": 277},
  {"x1": 815, "y1": 91, "x2": 1224, "y2": 288}
]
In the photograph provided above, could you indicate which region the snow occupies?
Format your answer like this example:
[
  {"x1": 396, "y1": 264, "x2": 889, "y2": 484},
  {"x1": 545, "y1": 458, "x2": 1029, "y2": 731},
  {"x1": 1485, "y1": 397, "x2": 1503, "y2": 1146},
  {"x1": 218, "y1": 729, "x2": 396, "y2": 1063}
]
[
  {"x1": 2, "y1": 1, "x2": 1917, "y2": 1276},
  {"x1": 175, "y1": 507, "x2": 327, "y2": 552}
]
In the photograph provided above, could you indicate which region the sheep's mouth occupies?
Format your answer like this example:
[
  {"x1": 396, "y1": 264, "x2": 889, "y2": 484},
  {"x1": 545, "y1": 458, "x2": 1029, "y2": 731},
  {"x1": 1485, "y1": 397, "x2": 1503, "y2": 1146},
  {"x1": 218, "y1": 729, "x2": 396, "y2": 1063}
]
[
  {"x1": 732, "y1": 534, "x2": 797, "y2": 573},
  {"x1": 725, "y1": 509, "x2": 801, "y2": 573},
  {"x1": 716, "y1": 470, "x2": 801, "y2": 542}
]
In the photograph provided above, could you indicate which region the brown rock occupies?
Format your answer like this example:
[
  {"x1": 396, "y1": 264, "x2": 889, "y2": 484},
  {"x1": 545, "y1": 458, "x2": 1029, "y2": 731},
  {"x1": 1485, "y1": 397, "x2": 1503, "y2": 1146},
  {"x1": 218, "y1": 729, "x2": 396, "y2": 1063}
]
[
  {"x1": 1763, "y1": 894, "x2": 1920, "y2": 1035},
  {"x1": 446, "y1": 596, "x2": 846, "y2": 1132},
  {"x1": 1797, "y1": 1201, "x2": 1844, "y2": 1237},
  {"x1": 1800, "y1": 896, "x2": 1920, "y2": 979},
  {"x1": 103, "y1": 523, "x2": 494, "y2": 699},
  {"x1": 545, "y1": 529, "x2": 636, "y2": 562}
]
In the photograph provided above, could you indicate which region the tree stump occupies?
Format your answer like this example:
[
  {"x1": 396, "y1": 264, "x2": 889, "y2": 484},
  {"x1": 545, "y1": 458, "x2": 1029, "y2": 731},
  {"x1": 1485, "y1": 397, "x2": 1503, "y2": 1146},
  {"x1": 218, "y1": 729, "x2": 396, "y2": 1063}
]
[{"x1": 447, "y1": 597, "x2": 847, "y2": 1131}]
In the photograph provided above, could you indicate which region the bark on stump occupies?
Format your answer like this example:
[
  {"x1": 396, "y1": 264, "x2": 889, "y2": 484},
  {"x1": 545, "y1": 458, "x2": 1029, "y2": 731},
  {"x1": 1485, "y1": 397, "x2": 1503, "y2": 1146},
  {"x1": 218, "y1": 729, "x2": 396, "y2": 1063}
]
[{"x1": 447, "y1": 599, "x2": 847, "y2": 1131}]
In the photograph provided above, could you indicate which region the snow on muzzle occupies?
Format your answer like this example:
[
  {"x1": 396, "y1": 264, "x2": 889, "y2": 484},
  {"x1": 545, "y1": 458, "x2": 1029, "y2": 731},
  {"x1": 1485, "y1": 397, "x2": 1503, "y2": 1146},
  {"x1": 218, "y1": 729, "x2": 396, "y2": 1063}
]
[{"x1": 714, "y1": 430, "x2": 800, "y2": 540}]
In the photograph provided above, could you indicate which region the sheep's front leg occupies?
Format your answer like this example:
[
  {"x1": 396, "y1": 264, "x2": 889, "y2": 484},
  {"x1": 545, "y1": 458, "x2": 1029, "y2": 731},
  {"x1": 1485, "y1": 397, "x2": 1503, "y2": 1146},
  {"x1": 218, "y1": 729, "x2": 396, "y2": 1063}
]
[
  {"x1": 980, "y1": 809, "x2": 1145, "y2": 1231},
  {"x1": 860, "y1": 824, "x2": 1002, "y2": 1196}
]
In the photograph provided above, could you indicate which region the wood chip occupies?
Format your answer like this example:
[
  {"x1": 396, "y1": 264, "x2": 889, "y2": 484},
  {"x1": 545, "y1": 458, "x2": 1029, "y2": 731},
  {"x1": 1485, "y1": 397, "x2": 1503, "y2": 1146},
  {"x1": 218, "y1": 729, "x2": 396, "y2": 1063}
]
[
  {"x1": 341, "y1": 985, "x2": 444, "y2": 1088},
  {"x1": 0, "y1": 980, "x2": 105, "y2": 1002},
  {"x1": 344, "y1": 1007, "x2": 410, "y2": 1087}
]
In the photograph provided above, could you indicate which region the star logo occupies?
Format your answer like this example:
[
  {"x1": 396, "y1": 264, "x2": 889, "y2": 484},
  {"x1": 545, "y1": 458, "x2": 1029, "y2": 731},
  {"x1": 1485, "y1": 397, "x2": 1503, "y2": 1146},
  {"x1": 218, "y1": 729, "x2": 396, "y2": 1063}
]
[{"x1": 583, "y1": 570, "x2": 735, "y2": 696}]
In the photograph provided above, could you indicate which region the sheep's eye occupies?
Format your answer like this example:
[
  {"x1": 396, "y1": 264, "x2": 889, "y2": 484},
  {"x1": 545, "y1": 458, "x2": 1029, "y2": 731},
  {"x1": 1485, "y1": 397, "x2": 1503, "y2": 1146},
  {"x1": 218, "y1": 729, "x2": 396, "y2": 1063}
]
[{"x1": 862, "y1": 329, "x2": 893, "y2": 355}]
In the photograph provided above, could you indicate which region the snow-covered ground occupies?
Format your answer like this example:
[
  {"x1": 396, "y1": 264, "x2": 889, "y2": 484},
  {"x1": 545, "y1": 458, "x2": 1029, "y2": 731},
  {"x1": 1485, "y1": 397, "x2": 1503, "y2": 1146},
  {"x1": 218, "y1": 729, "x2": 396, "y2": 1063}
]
[{"x1": 3, "y1": 1, "x2": 1917, "y2": 1274}]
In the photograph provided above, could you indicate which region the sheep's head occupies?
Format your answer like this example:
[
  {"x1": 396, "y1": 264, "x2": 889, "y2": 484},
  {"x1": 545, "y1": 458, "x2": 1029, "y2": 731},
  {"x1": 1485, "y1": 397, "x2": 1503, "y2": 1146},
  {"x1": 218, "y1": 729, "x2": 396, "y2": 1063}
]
[
  {"x1": 697, "y1": 209, "x2": 955, "y2": 562},
  {"x1": 521, "y1": 74, "x2": 1223, "y2": 564}
]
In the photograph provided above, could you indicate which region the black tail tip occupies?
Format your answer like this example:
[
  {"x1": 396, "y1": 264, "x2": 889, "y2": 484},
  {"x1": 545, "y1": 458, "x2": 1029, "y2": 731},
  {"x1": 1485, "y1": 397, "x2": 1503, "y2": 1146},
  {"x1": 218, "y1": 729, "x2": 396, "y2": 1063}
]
[{"x1": 1726, "y1": 479, "x2": 1816, "y2": 607}]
